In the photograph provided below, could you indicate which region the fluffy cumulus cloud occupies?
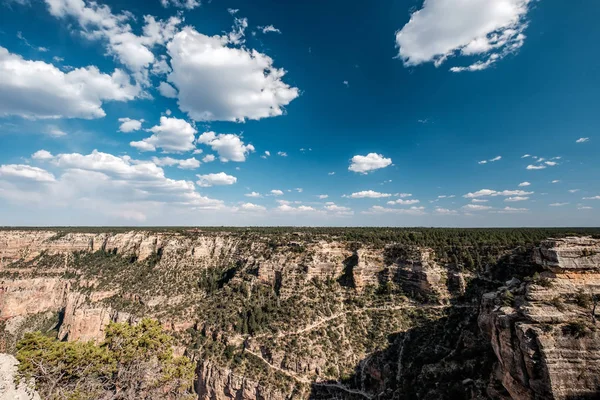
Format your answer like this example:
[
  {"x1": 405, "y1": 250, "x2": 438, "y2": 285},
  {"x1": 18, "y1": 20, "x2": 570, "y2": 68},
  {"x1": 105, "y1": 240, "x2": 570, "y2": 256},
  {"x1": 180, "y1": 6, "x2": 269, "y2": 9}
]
[
  {"x1": 196, "y1": 172, "x2": 237, "y2": 187},
  {"x1": 160, "y1": 0, "x2": 200, "y2": 10},
  {"x1": 518, "y1": 181, "x2": 531, "y2": 187},
  {"x1": 239, "y1": 202, "x2": 266, "y2": 212},
  {"x1": 158, "y1": 82, "x2": 178, "y2": 98},
  {"x1": 31, "y1": 150, "x2": 54, "y2": 160},
  {"x1": 43, "y1": 0, "x2": 181, "y2": 84},
  {"x1": 387, "y1": 199, "x2": 420, "y2": 205},
  {"x1": 395, "y1": 0, "x2": 532, "y2": 72},
  {"x1": 348, "y1": 153, "x2": 392, "y2": 174},
  {"x1": 270, "y1": 189, "x2": 284, "y2": 196},
  {"x1": 131, "y1": 117, "x2": 197, "y2": 153},
  {"x1": 463, "y1": 188, "x2": 533, "y2": 198},
  {"x1": 276, "y1": 204, "x2": 317, "y2": 213},
  {"x1": 118, "y1": 117, "x2": 144, "y2": 132},
  {"x1": 197, "y1": 132, "x2": 254, "y2": 162},
  {"x1": 346, "y1": 190, "x2": 391, "y2": 199},
  {"x1": 152, "y1": 156, "x2": 200, "y2": 169},
  {"x1": 462, "y1": 204, "x2": 492, "y2": 211},
  {"x1": 0, "y1": 164, "x2": 56, "y2": 182},
  {"x1": 576, "y1": 137, "x2": 589, "y2": 143},
  {"x1": 245, "y1": 191, "x2": 262, "y2": 198},
  {"x1": 163, "y1": 27, "x2": 299, "y2": 122},
  {"x1": 0, "y1": 47, "x2": 139, "y2": 119},
  {"x1": 0, "y1": 149, "x2": 224, "y2": 222}
]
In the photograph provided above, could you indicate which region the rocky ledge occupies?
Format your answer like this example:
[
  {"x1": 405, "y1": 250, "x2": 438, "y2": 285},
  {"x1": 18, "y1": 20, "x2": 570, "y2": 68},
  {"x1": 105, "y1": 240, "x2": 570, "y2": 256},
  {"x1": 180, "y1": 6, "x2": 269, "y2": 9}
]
[{"x1": 479, "y1": 237, "x2": 600, "y2": 400}]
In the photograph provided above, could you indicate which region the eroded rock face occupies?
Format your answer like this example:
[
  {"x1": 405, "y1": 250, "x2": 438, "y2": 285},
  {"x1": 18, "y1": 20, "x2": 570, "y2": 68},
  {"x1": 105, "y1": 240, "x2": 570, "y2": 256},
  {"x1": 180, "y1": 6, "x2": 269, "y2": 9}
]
[
  {"x1": 196, "y1": 360, "x2": 291, "y2": 400},
  {"x1": 0, "y1": 353, "x2": 41, "y2": 400},
  {"x1": 480, "y1": 237, "x2": 600, "y2": 400},
  {"x1": 0, "y1": 278, "x2": 70, "y2": 319}
]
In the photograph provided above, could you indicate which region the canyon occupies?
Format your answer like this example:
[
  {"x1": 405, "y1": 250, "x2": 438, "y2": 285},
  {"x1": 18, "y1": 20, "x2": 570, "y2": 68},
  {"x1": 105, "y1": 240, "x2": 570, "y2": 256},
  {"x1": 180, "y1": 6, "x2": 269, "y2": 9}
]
[{"x1": 0, "y1": 228, "x2": 599, "y2": 399}]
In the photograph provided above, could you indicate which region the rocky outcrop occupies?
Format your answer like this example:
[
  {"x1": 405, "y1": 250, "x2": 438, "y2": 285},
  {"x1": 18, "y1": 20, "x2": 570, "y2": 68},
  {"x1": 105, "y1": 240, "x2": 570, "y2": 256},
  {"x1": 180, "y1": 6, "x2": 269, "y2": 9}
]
[
  {"x1": 196, "y1": 360, "x2": 293, "y2": 400},
  {"x1": 0, "y1": 353, "x2": 40, "y2": 400},
  {"x1": 58, "y1": 292, "x2": 136, "y2": 343},
  {"x1": 0, "y1": 278, "x2": 70, "y2": 319},
  {"x1": 389, "y1": 246, "x2": 454, "y2": 303},
  {"x1": 480, "y1": 237, "x2": 600, "y2": 400}
]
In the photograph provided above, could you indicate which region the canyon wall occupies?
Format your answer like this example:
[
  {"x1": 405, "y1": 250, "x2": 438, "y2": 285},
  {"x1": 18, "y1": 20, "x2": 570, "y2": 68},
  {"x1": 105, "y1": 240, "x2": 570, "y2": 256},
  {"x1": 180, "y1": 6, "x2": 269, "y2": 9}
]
[
  {"x1": 479, "y1": 237, "x2": 600, "y2": 400},
  {"x1": 1, "y1": 229, "x2": 600, "y2": 399}
]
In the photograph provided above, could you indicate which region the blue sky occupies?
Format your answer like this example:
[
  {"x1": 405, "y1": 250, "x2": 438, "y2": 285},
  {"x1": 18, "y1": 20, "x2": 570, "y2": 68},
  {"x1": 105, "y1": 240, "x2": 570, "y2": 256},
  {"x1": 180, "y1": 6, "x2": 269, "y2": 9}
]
[{"x1": 0, "y1": 0, "x2": 598, "y2": 226}]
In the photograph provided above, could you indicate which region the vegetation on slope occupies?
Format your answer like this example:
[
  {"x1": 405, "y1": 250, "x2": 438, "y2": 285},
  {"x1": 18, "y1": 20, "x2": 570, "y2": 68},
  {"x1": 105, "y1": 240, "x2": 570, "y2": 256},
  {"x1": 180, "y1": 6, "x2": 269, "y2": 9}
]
[{"x1": 15, "y1": 319, "x2": 195, "y2": 400}]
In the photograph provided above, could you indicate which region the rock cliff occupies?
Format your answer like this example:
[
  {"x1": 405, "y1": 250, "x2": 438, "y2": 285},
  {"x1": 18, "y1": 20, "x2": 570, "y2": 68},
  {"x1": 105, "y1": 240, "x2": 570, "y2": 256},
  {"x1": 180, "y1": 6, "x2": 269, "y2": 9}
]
[{"x1": 479, "y1": 237, "x2": 600, "y2": 400}]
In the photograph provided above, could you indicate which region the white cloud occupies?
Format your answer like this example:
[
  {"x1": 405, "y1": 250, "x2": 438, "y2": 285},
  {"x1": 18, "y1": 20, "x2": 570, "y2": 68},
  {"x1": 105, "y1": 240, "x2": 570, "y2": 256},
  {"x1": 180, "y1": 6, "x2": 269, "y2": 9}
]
[
  {"x1": 197, "y1": 132, "x2": 255, "y2": 162},
  {"x1": 549, "y1": 202, "x2": 568, "y2": 207},
  {"x1": 32, "y1": 150, "x2": 54, "y2": 160},
  {"x1": 545, "y1": 161, "x2": 558, "y2": 166},
  {"x1": 478, "y1": 155, "x2": 502, "y2": 164},
  {"x1": 518, "y1": 181, "x2": 530, "y2": 187},
  {"x1": 277, "y1": 151, "x2": 288, "y2": 157},
  {"x1": 521, "y1": 154, "x2": 531, "y2": 158},
  {"x1": 258, "y1": 25, "x2": 281, "y2": 34},
  {"x1": 348, "y1": 153, "x2": 392, "y2": 174},
  {"x1": 276, "y1": 204, "x2": 317, "y2": 213},
  {"x1": 158, "y1": 82, "x2": 178, "y2": 98},
  {"x1": 462, "y1": 204, "x2": 492, "y2": 211},
  {"x1": 526, "y1": 164, "x2": 546, "y2": 170},
  {"x1": 165, "y1": 27, "x2": 299, "y2": 122},
  {"x1": 0, "y1": 164, "x2": 56, "y2": 182},
  {"x1": 582, "y1": 196, "x2": 600, "y2": 200},
  {"x1": 576, "y1": 137, "x2": 589, "y2": 143},
  {"x1": 118, "y1": 117, "x2": 143, "y2": 133},
  {"x1": 395, "y1": 0, "x2": 532, "y2": 72},
  {"x1": 152, "y1": 156, "x2": 200, "y2": 169},
  {"x1": 435, "y1": 207, "x2": 458, "y2": 215},
  {"x1": 463, "y1": 188, "x2": 533, "y2": 199},
  {"x1": 0, "y1": 46, "x2": 139, "y2": 119},
  {"x1": 471, "y1": 199, "x2": 488, "y2": 203},
  {"x1": 505, "y1": 196, "x2": 528, "y2": 202},
  {"x1": 245, "y1": 192, "x2": 262, "y2": 198},
  {"x1": 0, "y1": 150, "x2": 226, "y2": 223},
  {"x1": 318, "y1": 194, "x2": 329, "y2": 199},
  {"x1": 568, "y1": 189, "x2": 580, "y2": 193},
  {"x1": 131, "y1": 117, "x2": 197, "y2": 153},
  {"x1": 44, "y1": 0, "x2": 181, "y2": 84},
  {"x1": 196, "y1": 172, "x2": 237, "y2": 187},
  {"x1": 387, "y1": 199, "x2": 420, "y2": 205},
  {"x1": 346, "y1": 190, "x2": 392, "y2": 199},
  {"x1": 239, "y1": 202, "x2": 266, "y2": 212},
  {"x1": 202, "y1": 154, "x2": 215, "y2": 163},
  {"x1": 578, "y1": 206, "x2": 593, "y2": 210},
  {"x1": 363, "y1": 205, "x2": 426, "y2": 215},
  {"x1": 493, "y1": 206, "x2": 528, "y2": 213},
  {"x1": 323, "y1": 203, "x2": 353, "y2": 215},
  {"x1": 45, "y1": 126, "x2": 67, "y2": 137},
  {"x1": 270, "y1": 189, "x2": 284, "y2": 196},
  {"x1": 551, "y1": 180, "x2": 560, "y2": 184},
  {"x1": 227, "y1": 8, "x2": 239, "y2": 15},
  {"x1": 328, "y1": 172, "x2": 335, "y2": 176},
  {"x1": 395, "y1": 193, "x2": 413, "y2": 198},
  {"x1": 160, "y1": 0, "x2": 200, "y2": 10}
]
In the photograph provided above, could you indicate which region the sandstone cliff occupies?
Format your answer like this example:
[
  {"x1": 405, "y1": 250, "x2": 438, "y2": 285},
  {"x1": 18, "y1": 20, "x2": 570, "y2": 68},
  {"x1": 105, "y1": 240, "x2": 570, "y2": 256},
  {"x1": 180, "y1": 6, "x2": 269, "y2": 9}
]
[{"x1": 479, "y1": 237, "x2": 600, "y2": 400}]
